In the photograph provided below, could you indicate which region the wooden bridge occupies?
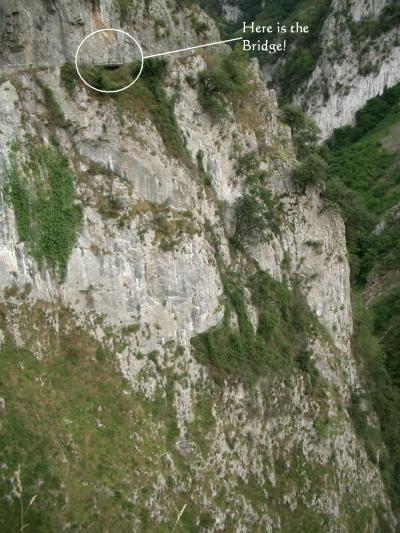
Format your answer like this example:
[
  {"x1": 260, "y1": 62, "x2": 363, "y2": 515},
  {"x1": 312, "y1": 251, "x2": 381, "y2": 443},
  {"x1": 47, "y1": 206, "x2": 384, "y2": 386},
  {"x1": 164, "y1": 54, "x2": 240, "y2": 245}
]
[{"x1": 92, "y1": 57, "x2": 125, "y2": 68}]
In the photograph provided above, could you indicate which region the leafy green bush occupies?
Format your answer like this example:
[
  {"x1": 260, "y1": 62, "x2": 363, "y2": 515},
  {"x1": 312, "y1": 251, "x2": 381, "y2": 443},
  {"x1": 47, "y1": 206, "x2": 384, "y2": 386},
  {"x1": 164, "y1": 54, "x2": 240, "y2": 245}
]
[
  {"x1": 60, "y1": 62, "x2": 77, "y2": 96},
  {"x1": 198, "y1": 48, "x2": 251, "y2": 119},
  {"x1": 291, "y1": 153, "x2": 327, "y2": 192},
  {"x1": 231, "y1": 152, "x2": 281, "y2": 247},
  {"x1": 34, "y1": 76, "x2": 69, "y2": 128},
  {"x1": 283, "y1": 104, "x2": 320, "y2": 159},
  {"x1": 5, "y1": 139, "x2": 82, "y2": 280},
  {"x1": 232, "y1": 191, "x2": 279, "y2": 247},
  {"x1": 192, "y1": 268, "x2": 319, "y2": 381}
]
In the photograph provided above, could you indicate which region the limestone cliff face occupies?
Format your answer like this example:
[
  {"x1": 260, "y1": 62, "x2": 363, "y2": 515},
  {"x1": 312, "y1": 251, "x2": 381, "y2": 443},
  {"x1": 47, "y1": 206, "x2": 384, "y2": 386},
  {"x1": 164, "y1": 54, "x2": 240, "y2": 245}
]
[
  {"x1": 0, "y1": 0, "x2": 396, "y2": 530},
  {"x1": 294, "y1": 0, "x2": 400, "y2": 138},
  {"x1": 0, "y1": 0, "x2": 219, "y2": 66},
  {"x1": 218, "y1": 0, "x2": 400, "y2": 137}
]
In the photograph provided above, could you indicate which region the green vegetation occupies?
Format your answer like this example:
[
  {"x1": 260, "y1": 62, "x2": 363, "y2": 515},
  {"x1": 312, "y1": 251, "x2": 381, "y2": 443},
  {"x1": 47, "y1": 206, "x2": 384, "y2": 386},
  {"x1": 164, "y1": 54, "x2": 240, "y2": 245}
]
[
  {"x1": 124, "y1": 199, "x2": 197, "y2": 251},
  {"x1": 0, "y1": 298, "x2": 369, "y2": 532},
  {"x1": 274, "y1": 85, "x2": 400, "y2": 510},
  {"x1": 319, "y1": 85, "x2": 400, "y2": 510},
  {"x1": 34, "y1": 76, "x2": 70, "y2": 128},
  {"x1": 372, "y1": 283, "x2": 400, "y2": 389},
  {"x1": 199, "y1": 0, "x2": 396, "y2": 102},
  {"x1": 291, "y1": 152, "x2": 327, "y2": 193},
  {"x1": 77, "y1": 60, "x2": 142, "y2": 93},
  {"x1": 304, "y1": 240, "x2": 323, "y2": 253},
  {"x1": 175, "y1": 0, "x2": 193, "y2": 6},
  {"x1": 348, "y1": 0, "x2": 400, "y2": 42},
  {"x1": 117, "y1": 0, "x2": 134, "y2": 22},
  {"x1": 140, "y1": 59, "x2": 191, "y2": 166},
  {"x1": 282, "y1": 106, "x2": 327, "y2": 193},
  {"x1": 78, "y1": 59, "x2": 192, "y2": 167},
  {"x1": 192, "y1": 266, "x2": 321, "y2": 383},
  {"x1": 282, "y1": 87, "x2": 400, "y2": 281},
  {"x1": 231, "y1": 152, "x2": 281, "y2": 247},
  {"x1": 88, "y1": 0, "x2": 100, "y2": 10},
  {"x1": 324, "y1": 83, "x2": 400, "y2": 282},
  {"x1": 60, "y1": 62, "x2": 76, "y2": 96},
  {"x1": 150, "y1": 205, "x2": 197, "y2": 252},
  {"x1": 351, "y1": 294, "x2": 400, "y2": 507},
  {"x1": 0, "y1": 307, "x2": 187, "y2": 532},
  {"x1": 197, "y1": 47, "x2": 251, "y2": 119},
  {"x1": 283, "y1": 104, "x2": 320, "y2": 159},
  {"x1": 5, "y1": 139, "x2": 82, "y2": 280},
  {"x1": 327, "y1": 84, "x2": 400, "y2": 149},
  {"x1": 154, "y1": 17, "x2": 170, "y2": 39},
  {"x1": 190, "y1": 13, "x2": 210, "y2": 36},
  {"x1": 199, "y1": 0, "x2": 332, "y2": 101},
  {"x1": 196, "y1": 150, "x2": 212, "y2": 185}
]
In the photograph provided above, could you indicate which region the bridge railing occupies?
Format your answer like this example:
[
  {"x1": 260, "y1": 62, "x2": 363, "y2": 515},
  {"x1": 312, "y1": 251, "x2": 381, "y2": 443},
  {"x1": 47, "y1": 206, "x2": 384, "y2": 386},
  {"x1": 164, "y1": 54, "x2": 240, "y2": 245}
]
[{"x1": 92, "y1": 58, "x2": 125, "y2": 67}]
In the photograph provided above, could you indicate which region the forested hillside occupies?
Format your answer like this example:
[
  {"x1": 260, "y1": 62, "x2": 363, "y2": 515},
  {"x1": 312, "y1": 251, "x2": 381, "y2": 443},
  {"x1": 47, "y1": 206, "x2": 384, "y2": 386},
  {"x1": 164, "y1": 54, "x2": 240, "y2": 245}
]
[
  {"x1": 324, "y1": 85, "x2": 400, "y2": 505},
  {"x1": 199, "y1": 0, "x2": 400, "y2": 137},
  {"x1": 199, "y1": 0, "x2": 332, "y2": 100}
]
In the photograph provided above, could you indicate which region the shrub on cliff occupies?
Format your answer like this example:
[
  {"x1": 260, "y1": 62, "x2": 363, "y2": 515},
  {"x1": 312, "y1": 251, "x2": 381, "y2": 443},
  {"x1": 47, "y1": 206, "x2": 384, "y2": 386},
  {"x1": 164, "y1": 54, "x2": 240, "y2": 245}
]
[
  {"x1": 198, "y1": 47, "x2": 251, "y2": 119},
  {"x1": 5, "y1": 139, "x2": 82, "y2": 280},
  {"x1": 283, "y1": 104, "x2": 320, "y2": 159},
  {"x1": 60, "y1": 62, "x2": 76, "y2": 96},
  {"x1": 231, "y1": 152, "x2": 281, "y2": 248},
  {"x1": 291, "y1": 153, "x2": 327, "y2": 193}
]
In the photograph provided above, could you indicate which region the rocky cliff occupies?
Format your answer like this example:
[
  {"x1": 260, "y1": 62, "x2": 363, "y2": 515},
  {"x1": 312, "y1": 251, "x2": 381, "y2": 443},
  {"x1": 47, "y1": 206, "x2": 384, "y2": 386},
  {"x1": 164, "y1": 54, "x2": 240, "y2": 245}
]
[
  {"x1": 0, "y1": 0, "x2": 397, "y2": 531},
  {"x1": 293, "y1": 0, "x2": 400, "y2": 138},
  {"x1": 216, "y1": 0, "x2": 400, "y2": 138}
]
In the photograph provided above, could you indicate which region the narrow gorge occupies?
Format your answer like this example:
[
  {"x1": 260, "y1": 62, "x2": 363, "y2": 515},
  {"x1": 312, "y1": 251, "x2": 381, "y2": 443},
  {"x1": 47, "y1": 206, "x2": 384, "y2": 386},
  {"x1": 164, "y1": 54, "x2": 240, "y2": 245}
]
[{"x1": 0, "y1": 1, "x2": 398, "y2": 531}]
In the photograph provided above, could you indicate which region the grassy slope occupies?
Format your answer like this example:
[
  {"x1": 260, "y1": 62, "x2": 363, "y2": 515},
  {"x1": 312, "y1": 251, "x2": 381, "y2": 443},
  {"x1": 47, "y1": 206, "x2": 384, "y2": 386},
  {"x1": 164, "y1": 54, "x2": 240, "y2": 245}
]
[
  {"x1": 0, "y1": 295, "x2": 388, "y2": 532},
  {"x1": 0, "y1": 304, "x2": 198, "y2": 532}
]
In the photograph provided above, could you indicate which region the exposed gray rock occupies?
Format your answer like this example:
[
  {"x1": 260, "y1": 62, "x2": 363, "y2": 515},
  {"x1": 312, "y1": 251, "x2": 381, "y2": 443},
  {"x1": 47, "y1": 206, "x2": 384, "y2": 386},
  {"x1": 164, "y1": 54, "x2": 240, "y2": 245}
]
[
  {"x1": 294, "y1": 0, "x2": 400, "y2": 137},
  {"x1": 0, "y1": 0, "x2": 396, "y2": 529}
]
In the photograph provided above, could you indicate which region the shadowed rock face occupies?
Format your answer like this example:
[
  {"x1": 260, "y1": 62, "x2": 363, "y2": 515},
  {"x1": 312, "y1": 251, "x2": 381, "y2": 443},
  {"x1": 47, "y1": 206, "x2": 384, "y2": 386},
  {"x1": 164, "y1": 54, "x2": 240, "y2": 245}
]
[{"x1": 0, "y1": 1, "x2": 397, "y2": 530}]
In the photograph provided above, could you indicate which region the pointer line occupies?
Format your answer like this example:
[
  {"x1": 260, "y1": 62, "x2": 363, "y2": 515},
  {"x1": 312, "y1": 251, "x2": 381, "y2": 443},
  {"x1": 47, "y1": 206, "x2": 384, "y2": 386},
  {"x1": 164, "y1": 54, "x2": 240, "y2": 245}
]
[
  {"x1": 143, "y1": 37, "x2": 243, "y2": 59},
  {"x1": 0, "y1": 37, "x2": 243, "y2": 69}
]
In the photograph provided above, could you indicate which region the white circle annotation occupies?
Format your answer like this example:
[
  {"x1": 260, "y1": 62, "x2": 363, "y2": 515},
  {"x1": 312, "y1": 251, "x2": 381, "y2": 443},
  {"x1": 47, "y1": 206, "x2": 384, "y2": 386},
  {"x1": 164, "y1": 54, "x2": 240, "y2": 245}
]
[{"x1": 74, "y1": 28, "x2": 144, "y2": 94}]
